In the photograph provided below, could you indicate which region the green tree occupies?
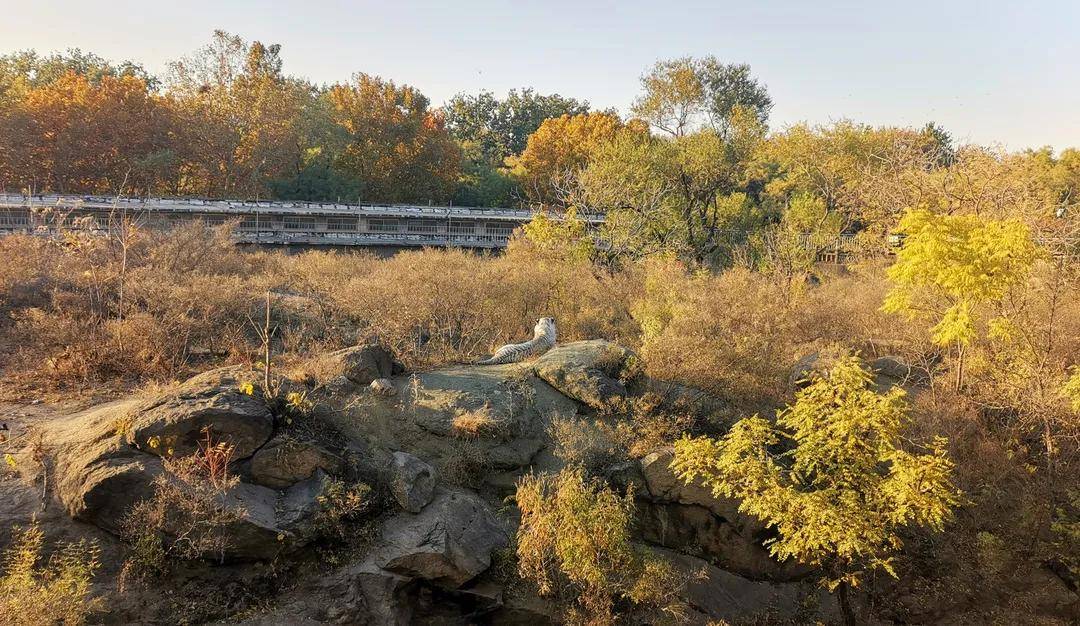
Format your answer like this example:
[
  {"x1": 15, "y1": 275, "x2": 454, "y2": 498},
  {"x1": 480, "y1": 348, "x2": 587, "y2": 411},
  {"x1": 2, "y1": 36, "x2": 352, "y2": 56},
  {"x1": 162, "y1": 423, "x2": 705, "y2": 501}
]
[
  {"x1": 443, "y1": 88, "x2": 589, "y2": 165},
  {"x1": 632, "y1": 56, "x2": 771, "y2": 137},
  {"x1": 574, "y1": 106, "x2": 766, "y2": 265},
  {"x1": 882, "y1": 208, "x2": 1039, "y2": 390},
  {"x1": 672, "y1": 356, "x2": 960, "y2": 625}
]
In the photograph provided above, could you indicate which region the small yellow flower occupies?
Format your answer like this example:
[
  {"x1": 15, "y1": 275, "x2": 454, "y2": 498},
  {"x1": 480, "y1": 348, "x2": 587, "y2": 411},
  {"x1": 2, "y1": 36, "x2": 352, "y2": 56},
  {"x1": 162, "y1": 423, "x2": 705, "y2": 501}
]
[
  {"x1": 147, "y1": 436, "x2": 161, "y2": 449},
  {"x1": 276, "y1": 533, "x2": 285, "y2": 541},
  {"x1": 4, "y1": 454, "x2": 16, "y2": 469}
]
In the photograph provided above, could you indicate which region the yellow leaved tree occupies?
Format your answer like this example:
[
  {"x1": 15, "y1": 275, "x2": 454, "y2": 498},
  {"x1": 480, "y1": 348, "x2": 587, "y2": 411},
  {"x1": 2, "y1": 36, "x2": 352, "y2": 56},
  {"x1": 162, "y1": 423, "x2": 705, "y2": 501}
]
[
  {"x1": 882, "y1": 208, "x2": 1039, "y2": 390},
  {"x1": 672, "y1": 356, "x2": 960, "y2": 626}
]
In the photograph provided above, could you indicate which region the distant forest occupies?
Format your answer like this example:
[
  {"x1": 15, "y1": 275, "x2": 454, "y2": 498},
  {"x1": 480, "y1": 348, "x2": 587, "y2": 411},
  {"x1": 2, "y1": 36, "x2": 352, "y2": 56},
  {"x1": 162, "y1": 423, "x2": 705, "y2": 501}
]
[{"x1": 1, "y1": 30, "x2": 1078, "y2": 251}]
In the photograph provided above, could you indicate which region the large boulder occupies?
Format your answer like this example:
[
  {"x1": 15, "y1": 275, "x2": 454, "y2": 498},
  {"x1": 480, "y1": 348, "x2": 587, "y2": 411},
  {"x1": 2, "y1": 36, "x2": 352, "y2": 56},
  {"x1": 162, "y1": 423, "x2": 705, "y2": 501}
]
[
  {"x1": 52, "y1": 400, "x2": 162, "y2": 535},
  {"x1": 658, "y1": 548, "x2": 838, "y2": 623},
  {"x1": 298, "y1": 343, "x2": 396, "y2": 389},
  {"x1": 48, "y1": 377, "x2": 340, "y2": 560},
  {"x1": 125, "y1": 366, "x2": 274, "y2": 460},
  {"x1": 790, "y1": 349, "x2": 926, "y2": 393},
  {"x1": 533, "y1": 340, "x2": 635, "y2": 411},
  {"x1": 371, "y1": 488, "x2": 510, "y2": 588},
  {"x1": 388, "y1": 451, "x2": 437, "y2": 513},
  {"x1": 638, "y1": 448, "x2": 803, "y2": 579},
  {"x1": 250, "y1": 437, "x2": 345, "y2": 489}
]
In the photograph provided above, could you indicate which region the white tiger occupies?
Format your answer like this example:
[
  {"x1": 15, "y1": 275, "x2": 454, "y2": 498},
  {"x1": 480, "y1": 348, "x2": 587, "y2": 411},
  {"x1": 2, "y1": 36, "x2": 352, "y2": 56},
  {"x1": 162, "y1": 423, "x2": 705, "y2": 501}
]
[{"x1": 477, "y1": 318, "x2": 557, "y2": 365}]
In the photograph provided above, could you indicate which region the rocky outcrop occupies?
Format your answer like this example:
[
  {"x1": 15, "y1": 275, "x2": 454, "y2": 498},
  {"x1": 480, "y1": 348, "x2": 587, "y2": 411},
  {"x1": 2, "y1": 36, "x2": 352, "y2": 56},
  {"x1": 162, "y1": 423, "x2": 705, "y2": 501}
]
[
  {"x1": 49, "y1": 367, "x2": 346, "y2": 560},
  {"x1": 250, "y1": 437, "x2": 345, "y2": 489},
  {"x1": 659, "y1": 548, "x2": 838, "y2": 623},
  {"x1": 533, "y1": 340, "x2": 635, "y2": 411},
  {"x1": 125, "y1": 366, "x2": 274, "y2": 460},
  {"x1": 388, "y1": 451, "x2": 437, "y2": 513},
  {"x1": 790, "y1": 349, "x2": 926, "y2": 392},
  {"x1": 46, "y1": 338, "x2": 842, "y2": 623}
]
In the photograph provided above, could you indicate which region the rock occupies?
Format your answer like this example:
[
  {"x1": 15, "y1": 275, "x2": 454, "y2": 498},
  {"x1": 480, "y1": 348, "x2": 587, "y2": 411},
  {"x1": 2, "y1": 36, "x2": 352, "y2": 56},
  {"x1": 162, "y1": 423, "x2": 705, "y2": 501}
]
[
  {"x1": 389, "y1": 451, "x2": 437, "y2": 513},
  {"x1": 49, "y1": 401, "x2": 337, "y2": 560},
  {"x1": 657, "y1": 548, "x2": 837, "y2": 623},
  {"x1": 394, "y1": 365, "x2": 577, "y2": 438},
  {"x1": 638, "y1": 448, "x2": 803, "y2": 579},
  {"x1": 300, "y1": 343, "x2": 396, "y2": 387},
  {"x1": 486, "y1": 437, "x2": 544, "y2": 470},
  {"x1": 370, "y1": 377, "x2": 395, "y2": 397},
  {"x1": 641, "y1": 379, "x2": 730, "y2": 422},
  {"x1": 52, "y1": 401, "x2": 162, "y2": 535},
  {"x1": 373, "y1": 488, "x2": 510, "y2": 587},
  {"x1": 788, "y1": 350, "x2": 826, "y2": 390},
  {"x1": 640, "y1": 448, "x2": 738, "y2": 517},
  {"x1": 870, "y1": 355, "x2": 928, "y2": 387},
  {"x1": 125, "y1": 366, "x2": 274, "y2": 460},
  {"x1": 250, "y1": 438, "x2": 345, "y2": 489},
  {"x1": 533, "y1": 340, "x2": 634, "y2": 410}
]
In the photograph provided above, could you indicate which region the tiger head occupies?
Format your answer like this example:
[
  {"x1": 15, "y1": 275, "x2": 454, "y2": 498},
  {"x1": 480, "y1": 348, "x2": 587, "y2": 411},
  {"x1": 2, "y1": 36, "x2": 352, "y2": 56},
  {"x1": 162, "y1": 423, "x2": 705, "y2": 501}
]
[{"x1": 535, "y1": 317, "x2": 557, "y2": 341}]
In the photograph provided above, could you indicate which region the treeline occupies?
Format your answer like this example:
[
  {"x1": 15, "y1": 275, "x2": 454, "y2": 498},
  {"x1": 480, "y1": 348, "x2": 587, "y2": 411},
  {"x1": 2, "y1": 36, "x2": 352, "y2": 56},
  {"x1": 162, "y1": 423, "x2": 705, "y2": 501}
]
[
  {"x1": 1, "y1": 30, "x2": 1079, "y2": 262},
  {"x1": 0, "y1": 30, "x2": 589, "y2": 205}
]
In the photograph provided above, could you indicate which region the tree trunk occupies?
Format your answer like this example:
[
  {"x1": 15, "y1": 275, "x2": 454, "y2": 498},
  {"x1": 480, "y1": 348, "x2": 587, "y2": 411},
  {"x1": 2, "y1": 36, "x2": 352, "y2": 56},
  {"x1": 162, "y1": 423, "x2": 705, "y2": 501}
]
[
  {"x1": 954, "y1": 342, "x2": 965, "y2": 392},
  {"x1": 837, "y1": 580, "x2": 856, "y2": 626}
]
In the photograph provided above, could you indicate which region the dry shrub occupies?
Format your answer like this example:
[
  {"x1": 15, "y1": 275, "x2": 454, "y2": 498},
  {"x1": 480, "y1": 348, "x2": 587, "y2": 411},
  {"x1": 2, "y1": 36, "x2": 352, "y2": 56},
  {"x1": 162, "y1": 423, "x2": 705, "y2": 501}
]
[
  {"x1": 795, "y1": 262, "x2": 932, "y2": 362},
  {"x1": 120, "y1": 430, "x2": 243, "y2": 586},
  {"x1": 437, "y1": 436, "x2": 490, "y2": 488},
  {"x1": 549, "y1": 415, "x2": 627, "y2": 472},
  {"x1": 0, "y1": 222, "x2": 639, "y2": 394},
  {"x1": 311, "y1": 479, "x2": 374, "y2": 546},
  {"x1": 452, "y1": 404, "x2": 505, "y2": 438},
  {"x1": 0, "y1": 523, "x2": 101, "y2": 626},
  {"x1": 320, "y1": 243, "x2": 639, "y2": 369},
  {"x1": 634, "y1": 261, "x2": 798, "y2": 410},
  {"x1": 515, "y1": 468, "x2": 687, "y2": 624}
]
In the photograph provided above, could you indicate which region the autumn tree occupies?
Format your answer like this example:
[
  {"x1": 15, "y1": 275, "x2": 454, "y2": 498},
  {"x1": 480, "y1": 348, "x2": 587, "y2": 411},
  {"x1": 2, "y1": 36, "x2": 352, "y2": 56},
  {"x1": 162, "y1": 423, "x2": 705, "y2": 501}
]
[
  {"x1": 166, "y1": 30, "x2": 309, "y2": 197},
  {"x1": 508, "y1": 112, "x2": 633, "y2": 204},
  {"x1": 571, "y1": 106, "x2": 766, "y2": 264},
  {"x1": 882, "y1": 208, "x2": 1040, "y2": 390},
  {"x1": 8, "y1": 72, "x2": 172, "y2": 194},
  {"x1": 632, "y1": 56, "x2": 771, "y2": 137},
  {"x1": 0, "y1": 50, "x2": 164, "y2": 194},
  {"x1": 672, "y1": 355, "x2": 960, "y2": 625},
  {"x1": 327, "y1": 74, "x2": 460, "y2": 203}
]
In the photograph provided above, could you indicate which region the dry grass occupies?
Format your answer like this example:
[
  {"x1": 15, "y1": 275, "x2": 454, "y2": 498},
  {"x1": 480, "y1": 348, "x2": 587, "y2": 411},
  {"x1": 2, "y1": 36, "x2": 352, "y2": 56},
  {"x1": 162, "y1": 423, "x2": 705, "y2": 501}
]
[{"x1": 451, "y1": 404, "x2": 504, "y2": 438}]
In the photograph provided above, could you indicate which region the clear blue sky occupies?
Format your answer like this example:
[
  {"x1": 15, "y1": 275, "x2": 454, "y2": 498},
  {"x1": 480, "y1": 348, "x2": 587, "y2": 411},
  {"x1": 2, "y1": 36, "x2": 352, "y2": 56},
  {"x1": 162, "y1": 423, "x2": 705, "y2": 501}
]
[{"x1": 5, "y1": 0, "x2": 1078, "y2": 151}]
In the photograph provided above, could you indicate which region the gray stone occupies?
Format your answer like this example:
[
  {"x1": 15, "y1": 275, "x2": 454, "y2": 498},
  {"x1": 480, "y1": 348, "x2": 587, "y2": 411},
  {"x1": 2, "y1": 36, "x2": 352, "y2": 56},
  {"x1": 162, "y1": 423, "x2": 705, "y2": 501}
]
[
  {"x1": 49, "y1": 400, "x2": 336, "y2": 560},
  {"x1": 373, "y1": 488, "x2": 510, "y2": 587},
  {"x1": 533, "y1": 340, "x2": 634, "y2": 410},
  {"x1": 300, "y1": 343, "x2": 396, "y2": 387},
  {"x1": 389, "y1": 451, "x2": 437, "y2": 513},
  {"x1": 250, "y1": 438, "x2": 345, "y2": 489},
  {"x1": 656, "y1": 548, "x2": 838, "y2": 623},
  {"x1": 125, "y1": 366, "x2": 274, "y2": 460},
  {"x1": 370, "y1": 377, "x2": 395, "y2": 397},
  {"x1": 639, "y1": 448, "x2": 803, "y2": 579}
]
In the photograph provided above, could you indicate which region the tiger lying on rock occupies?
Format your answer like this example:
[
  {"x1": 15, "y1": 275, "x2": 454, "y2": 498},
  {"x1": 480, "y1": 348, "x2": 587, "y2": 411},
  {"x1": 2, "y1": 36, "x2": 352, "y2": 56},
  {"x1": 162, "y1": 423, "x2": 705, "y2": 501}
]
[{"x1": 476, "y1": 317, "x2": 556, "y2": 365}]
